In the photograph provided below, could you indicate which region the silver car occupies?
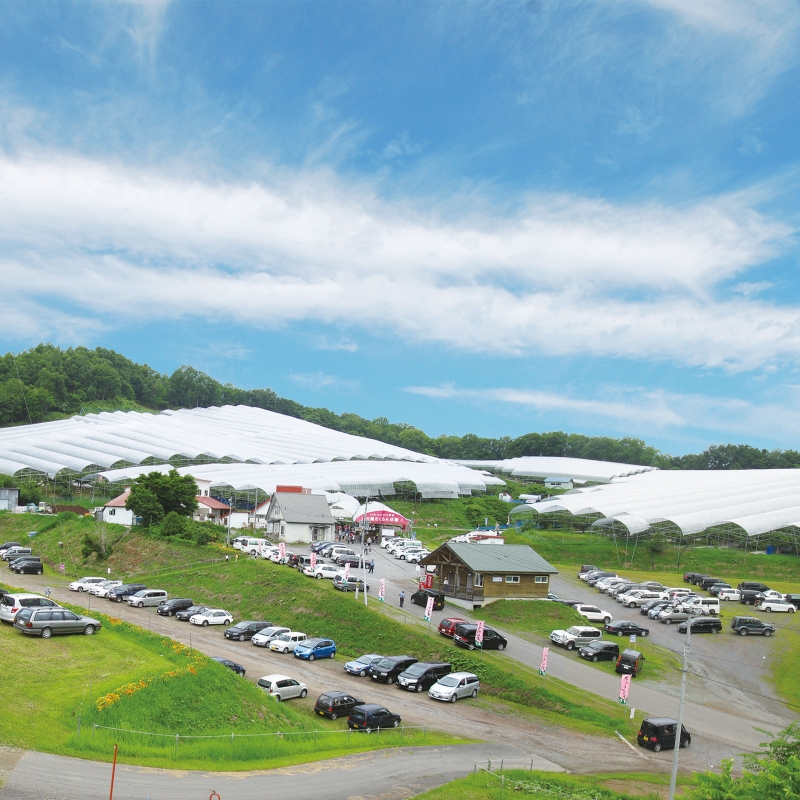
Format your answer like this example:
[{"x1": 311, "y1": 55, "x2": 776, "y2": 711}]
[
  {"x1": 257, "y1": 674, "x2": 308, "y2": 701},
  {"x1": 428, "y1": 671, "x2": 480, "y2": 703},
  {"x1": 14, "y1": 606, "x2": 102, "y2": 638}
]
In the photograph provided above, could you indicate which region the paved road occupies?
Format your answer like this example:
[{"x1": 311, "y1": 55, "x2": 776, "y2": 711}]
[{"x1": 0, "y1": 743, "x2": 558, "y2": 800}]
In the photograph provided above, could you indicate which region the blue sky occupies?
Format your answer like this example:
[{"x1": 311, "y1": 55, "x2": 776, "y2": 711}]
[{"x1": 1, "y1": 0, "x2": 800, "y2": 455}]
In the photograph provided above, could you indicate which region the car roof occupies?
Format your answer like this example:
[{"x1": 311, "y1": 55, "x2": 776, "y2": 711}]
[
  {"x1": 260, "y1": 674, "x2": 291, "y2": 681},
  {"x1": 350, "y1": 704, "x2": 387, "y2": 712},
  {"x1": 446, "y1": 671, "x2": 478, "y2": 679},
  {"x1": 319, "y1": 691, "x2": 351, "y2": 699},
  {"x1": 644, "y1": 717, "x2": 678, "y2": 726}
]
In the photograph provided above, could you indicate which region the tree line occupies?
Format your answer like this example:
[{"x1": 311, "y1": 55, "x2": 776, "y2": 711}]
[{"x1": 2, "y1": 344, "x2": 799, "y2": 470}]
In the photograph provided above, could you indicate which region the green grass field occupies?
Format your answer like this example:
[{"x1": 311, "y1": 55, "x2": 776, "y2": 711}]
[{"x1": 411, "y1": 769, "x2": 696, "y2": 800}]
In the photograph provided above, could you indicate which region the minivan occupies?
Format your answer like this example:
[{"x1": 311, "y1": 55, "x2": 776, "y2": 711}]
[
  {"x1": 683, "y1": 597, "x2": 720, "y2": 616},
  {"x1": 347, "y1": 704, "x2": 401, "y2": 732},
  {"x1": 428, "y1": 671, "x2": 480, "y2": 703},
  {"x1": 549, "y1": 625, "x2": 602, "y2": 650},
  {"x1": 370, "y1": 655, "x2": 418, "y2": 684},
  {"x1": 127, "y1": 589, "x2": 168, "y2": 608},
  {"x1": 396, "y1": 662, "x2": 451, "y2": 693},
  {"x1": 108, "y1": 583, "x2": 147, "y2": 602},
  {"x1": 157, "y1": 598, "x2": 195, "y2": 617},
  {"x1": 616, "y1": 648, "x2": 645, "y2": 676},
  {"x1": 2, "y1": 547, "x2": 32, "y2": 561},
  {"x1": 678, "y1": 617, "x2": 722, "y2": 634},
  {"x1": 0, "y1": 592, "x2": 59, "y2": 623},
  {"x1": 637, "y1": 718, "x2": 691, "y2": 752},
  {"x1": 738, "y1": 581, "x2": 770, "y2": 592}
]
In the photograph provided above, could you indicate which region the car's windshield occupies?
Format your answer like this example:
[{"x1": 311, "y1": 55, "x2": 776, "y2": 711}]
[
  {"x1": 356, "y1": 655, "x2": 375, "y2": 665},
  {"x1": 375, "y1": 659, "x2": 394, "y2": 669},
  {"x1": 277, "y1": 634, "x2": 291, "y2": 641},
  {"x1": 404, "y1": 664, "x2": 427, "y2": 677},
  {"x1": 437, "y1": 676, "x2": 459, "y2": 687}
]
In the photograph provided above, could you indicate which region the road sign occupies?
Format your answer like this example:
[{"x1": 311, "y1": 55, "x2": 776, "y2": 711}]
[{"x1": 629, "y1": 635, "x2": 637, "y2": 644}]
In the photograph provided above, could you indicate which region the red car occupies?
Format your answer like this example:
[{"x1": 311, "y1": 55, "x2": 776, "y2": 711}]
[{"x1": 438, "y1": 617, "x2": 467, "y2": 637}]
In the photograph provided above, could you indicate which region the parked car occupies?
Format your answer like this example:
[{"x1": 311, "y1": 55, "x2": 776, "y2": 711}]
[
  {"x1": 586, "y1": 571, "x2": 617, "y2": 586},
  {"x1": 270, "y1": 631, "x2": 308, "y2": 653},
  {"x1": 108, "y1": 583, "x2": 147, "y2": 603},
  {"x1": 615, "y1": 648, "x2": 645, "y2": 676},
  {"x1": 689, "y1": 574, "x2": 709, "y2": 586},
  {"x1": 428, "y1": 671, "x2": 480, "y2": 703},
  {"x1": 189, "y1": 608, "x2": 233, "y2": 626},
  {"x1": 304, "y1": 564, "x2": 343, "y2": 580},
  {"x1": 404, "y1": 550, "x2": 429, "y2": 564},
  {"x1": 785, "y1": 594, "x2": 800, "y2": 609},
  {"x1": 573, "y1": 604, "x2": 613, "y2": 623},
  {"x1": 397, "y1": 662, "x2": 451, "y2": 693},
  {"x1": 127, "y1": 589, "x2": 168, "y2": 608},
  {"x1": 579, "y1": 569, "x2": 604, "y2": 582},
  {"x1": 621, "y1": 591, "x2": 665, "y2": 609},
  {"x1": 68, "y1": 576, "x2": 106, "y2": 592},
  {"x1": 453, "y1": 623, "x2": 507, "y2": 651},
  {"x1": 738, "y1": 581, "x2": 770, "y2": 593},
  {"x1": 13, "y1": 607, "x2": 102, "y2": 638},
  {"x1": 225, "y1": 620, "x2": 273, "y2": 641},
  {"x1": 314, "y1": 691, "x2": 363, "y2": 720},
  {"x1": 677, "y1": 617, "x2": 722, "y2": 634},
  {"x1": 578, "y1": 640, "x2": 620, "y2": 662},
  {"x1": 333, "y1": 575, "x2": 369, "y2": 593},
  {"x1": 647, "y1": 602, "x2": 672, "y2": 619},
  {"x1": 682, "y1": 597, "x2": 720, "y2": 616},
  {"x1": 410, "y1": 589, "x2": 445, "y2": 610},
  {"x1": 294, "y1": 637, "x2": 337, "y2": 661},
  {"x1": 251, "y1": 626, "x2": 291, "y2": 647},
  {"x1": 604, "y1": 620, "x2": 650, "y2": 637},
  {"x1": 344, "y1": 653, "x2": 385, "y2": 676},
  {"x1": 8, "y1": 555, "x2": 41, "y2": 569},
  {"x1": 698, "y1": 577, "x2": 723, "y2": 591},
  {"x1": 90, "y1": 580, "x2": 123, "y2": 597},
  {"x1": 157, "y1": 598, "x2": 194, "y2": 617},
  {"x1": 707, "y1": 583, "x2": 732, "y2": 596},
  {"x1": 755, "y1": 590, "x2": 784, "y2": 603},
  {"x1": 683, "y1": 572, "x2": 705, "y2": 583},
  {"x1": 739, "y1": 589, "x2": 763, "y2": 605},
  {"x1": 730, "y1": 616, "x2": 776, "y2": 636},
  {"x1": 717, "y1": 588, "x2": 741, "y2": 602},
  {"x1": 347, "y1": 704, "x2": 401, "y2": 732},
  {"x1": 10, "y1": 559, "x2": 43, "y2": 575},
  {"x1": 257, "y1": 674, "x2": 308, "y2": 701},
  {"x1": 0, "y1": 592, "x2": 59, "y2": 623},
  {"x1": 437, "y1": 617, "x2": 467, "y2": 637},
  {"x1": 175, "y1": 604, "x2": 210, "y2": 621},
  {"x1": 757, "y1": 599, "x2": 796, "y2": 614},
  {"x1": 578, "y1": 564, "x2": 600, "y2": 577},
  {"x1": 637, "y1": 717, "x2": 691, "y2": 752},
  {"x1": 211, "y1": 657, "x2": 246, "y2": 676},
  {"x1": 0, "y1": 541, "x2": 21, "y2": 556},
  {"x1": 657, "y1": 607, "x2": 693, "y2": 625},
  {"x1": 370, "y1": 655, "x2": 419, "y2": 684},
  {"x1": 2, "y1": 547, "x2": 32, "y2": 561},
  {"x1": 550, "y1": 625, "x2": 603, "y2": 650}
]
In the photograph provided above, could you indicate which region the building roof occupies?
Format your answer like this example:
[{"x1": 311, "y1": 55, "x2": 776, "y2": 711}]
[
  {"x1": 105, "y1": 488, "x2": 130, "y2": 508},
  {"x1": 197, "y1": 496, "x2": 230, "y2": 510},
  {"x1": 270, "y1": 492, "x2": 335, "y2": 525},
  {"x1": 457, "y1": 456, "x2": 657, "y2": 484},
  {"x1": 422, "y1": 542, "x2": 558, "y2": 574}
]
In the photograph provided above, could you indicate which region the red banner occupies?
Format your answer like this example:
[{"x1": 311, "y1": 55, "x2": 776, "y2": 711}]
[{"x1": 354, "y1": 509, "x2": 410, "y2": 528}]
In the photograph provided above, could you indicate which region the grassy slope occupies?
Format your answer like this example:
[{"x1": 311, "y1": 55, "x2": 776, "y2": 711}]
[{"x1": 410, "y1": 770, "x2": 696, "y2": 800}]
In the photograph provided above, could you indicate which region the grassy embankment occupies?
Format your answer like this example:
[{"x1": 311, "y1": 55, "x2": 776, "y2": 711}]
[
  {"x1": 0, "y1": 584, "x2": 454, "y2": 770},
  {"x1": 410, "y1": 770, "x2": 696, "y2": 800}
]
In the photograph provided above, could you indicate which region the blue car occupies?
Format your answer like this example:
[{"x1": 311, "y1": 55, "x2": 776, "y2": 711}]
[{"x1": 294, "y1": 637, "x2": 337, "y2": 661}]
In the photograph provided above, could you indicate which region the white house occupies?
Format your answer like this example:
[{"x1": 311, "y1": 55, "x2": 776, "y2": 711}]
[
  {"x1": 193, "y1": 496, "x2": 229, "y2": 524},
  {"x1": 99, "y1": 488, "x2": 135, "y2": 526},
  {"x1": 264, "y1": 492, "x2": 335, "y2": 543},
  {"x1": 544, "y1": 477, "x2": 574, "y2": 491}
]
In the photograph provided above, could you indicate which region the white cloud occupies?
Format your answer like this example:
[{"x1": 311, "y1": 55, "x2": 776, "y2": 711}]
[
  {"x1": 289, "y1": 372, "x2": 358, "y2": 391},
  {"x1": 0, "y1": 150, "x2": 796, "y2": 371}
]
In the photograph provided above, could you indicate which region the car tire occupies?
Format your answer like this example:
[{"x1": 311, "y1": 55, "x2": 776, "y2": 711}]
[
  {"x1": 330, "y1": 652, "x2": 335, "y2": 659},
  {"x1": 393, "y1": 720, "x2": 400, "y2": 727},
  {"x1": 712, "y1": 628, "x2": 718, "y2": 634},
  {"x1": 239, "y1": 634, "x2": 246, "y2": 641},
  {"x1": 471, "y1": 688, "x2": 478, "y2": 698},
  {"x1": 450, "y1": 694, "x2": 457, "y2": 703},
  {"x1": 653, "y1": 743, "x2": 661, "y2": 752},
  {"x1": 330, "y1": 712, "x2": 338, "y2": 720},
  {"x1": 41, "y1": 627, "x2": 53, "y2": 639},
  {"x1": 592, "y1": 655, "x2": 598, "y2": 662},
  {"x1": 566, "y1": 642, "x2": 575, "y2": 650},
  {"x1": 224, "y1": 620, "x2": 230, "y2": 625},
  {"x1": 681, "y1": 738, "x2": 690, "y2": 748},
  {"x1": 416, "y1": 684, "x2": 424, "y2": 693},
  {"x1": 790, "y1": 608, "x2": 796, "y2": 613},
  {"x1": 665, "y1": 620, "x2": 672, "y2": 625},
  {"x1": 617, "y1": 631, "x2": 623, "y2": 636},
  {"x1": 138, "y1": 601, "x2": 144, "y2": 608},
  {"x1": 78, "y1": 587, "x2": 84, "y2": 592},
  {"x1": 309, "y1": 654, "x2": 315, "y2": 662},
  {"x1": 116, "y1": 596, "x2": 122, "y2": 602},
  {"x1": 37, "y1": 570, "x2": 42, "y2": 575},
  {"x1": 359, "y1": 669, "x2": 367, "y2": 677},
  {"x1": 765, "y1": 607, "x2": 772, "y2": 612},
  {"x1": 316, "y1": 574, "x2": 323, "y2": 579},
  {"x1": 300, "y1": 689, "x2": 307, "y2": 698},
  {"x1": 497, "y1": 643, "x2": 505, "y2": 651},
  {"x1": 764, "y1": 630, "x2": 772, "y2": 637},
  {"x1": 202, "y1": 620, "x2": 208, "y2": 626},
  {"x1": 275, "y1": 695, "x2": 282, "y2": 702},
  {"x1": 387, "y1": 677, "x2": 394, "y2": 685},
  {"x1": 641, "y1": 631, "x2": 649, "y2": 637},
  {"x1": 739, "y1": 629, "x2": 748, "y2": 636},
  {"x1": 365, "y1": 727, "x2": 372, "y2": 734},
  {"x1": 84, "y1": 625, "x2": 95, "y2": 635}
]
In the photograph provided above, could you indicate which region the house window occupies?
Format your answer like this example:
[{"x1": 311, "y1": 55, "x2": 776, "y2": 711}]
[
  {"x1": 505, "y1": 575, "x2": 520, "y2": 584},
  {"x1": 535, "y1": 575, "x2": 549, "y2": 584},
  {"x1": 108, "y1": 509, "x2": 115, "y2": 516},
  {"x1": 474, "y1": 573, "x2": 484, "y2": 587}
]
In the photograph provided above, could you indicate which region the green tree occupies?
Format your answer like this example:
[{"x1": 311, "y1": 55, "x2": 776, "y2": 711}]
[
  {"x1": 159, "y1": 511, "x2": 190, "y2": 538},
  {"x1": 126, "y1": 470, "x2": 198, "y2": 525},
  {"x1": 126, "y1": 484, "x2": 164, "y2": 526}
]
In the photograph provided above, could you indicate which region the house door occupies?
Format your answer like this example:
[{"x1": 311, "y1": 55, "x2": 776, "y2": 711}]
[{"x1": 466, "y1": 573, "x2": 473, "y2": 589}]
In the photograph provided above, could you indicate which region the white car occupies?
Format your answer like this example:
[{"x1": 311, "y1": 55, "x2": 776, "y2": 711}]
[
  {"x1": 251, "y1": 626, "x2": 291, "y2": 647},
  {"x1": 189, "y1": 608, "x2": 233, "y2": 626},
  {"x1": 405, "y1": 551, "x2": 430, "y2": 564},
  {"x1": 717, "y1": 588, "x2": 741, "y2": 601},
  {"x1": 758, "y1": 599, "x2": 796, "y2": 613},
  {"x1": 270, "y1": 631, "x2": 308, "y2": 653},
  {"x1": 596, "y1": 577, "x2": 627, "y2": 593},
  {"x1": 396, "y1": 548, "x2": 427, "y2": 560},
  {"x1": 573, "y1": 604, "x2": 613, "y2": 624},
  {"x1": 622, "y1": 591, "x2": 666, "y2": 608},
  {"x1": 68, "y1": 577, "x2": 106, "y2": 592},
  {"x1": 257, "y1": 674, "x2": 308, "y2": 701},
  {"x1": 258, "y1": 545, "x2": 280, "y2": 560},
  {"x1": 758, "y1": 590, "x2": 784, "y2": 602},
  {"x1": 303, "y1": 564, "x2": 342, "y2": 580},
  {"x1": 89, "y1": 580, "x2": 123, "y2": 597}
]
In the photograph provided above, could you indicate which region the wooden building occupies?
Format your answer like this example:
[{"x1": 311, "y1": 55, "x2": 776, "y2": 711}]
[{"x1": 419, "y1": 543, "x2": 558, "y2": 609}]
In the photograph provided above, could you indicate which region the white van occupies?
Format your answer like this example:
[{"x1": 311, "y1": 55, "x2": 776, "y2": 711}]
[
  {"x1": 329, "y1": 546, "x2": 357, "y2": 560},
  {"x1": 684, "y1": 597, "x2": 720, "y2": 616},
  {"x1": 127, "y1": 589, "x2": 168, "y2": 608}
]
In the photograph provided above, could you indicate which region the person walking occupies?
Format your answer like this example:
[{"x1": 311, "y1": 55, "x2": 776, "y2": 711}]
[
  {"x1": 45, "y1": 587, "x2": 51, "y2": 598},
  {"x1": 225, "y1": 554, "x2": 229, "y2": 563},
  {"x1": 399, "y1": 590, "x2": 405, "y2": 608}
]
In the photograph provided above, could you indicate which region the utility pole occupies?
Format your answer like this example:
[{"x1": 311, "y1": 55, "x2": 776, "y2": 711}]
[
  {"x1": 362, "y1": 496, "x2": 369, "y2": 607},
  {"x1": 226, "y1": 496, "x2": 233, "y2": 547},
  {"x1": 668, "y1": 613, "x2": 692, "y2": 800}
]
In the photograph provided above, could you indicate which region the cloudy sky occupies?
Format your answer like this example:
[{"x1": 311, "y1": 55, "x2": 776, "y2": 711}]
[{"x1": 1, "y1": 0, "x2": 799, "y2": 454}]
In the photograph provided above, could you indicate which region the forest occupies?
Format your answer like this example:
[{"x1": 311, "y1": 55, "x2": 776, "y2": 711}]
[{"x1": 2, "y1": 343, "x2": 798, "y2": 470}]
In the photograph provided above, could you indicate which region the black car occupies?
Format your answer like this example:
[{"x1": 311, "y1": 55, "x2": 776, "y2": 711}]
[
  {"x1": 211, "y1": 657, "x2": 246, "y2": 676},
  {"x1": 157, "y1": 598, "x2": 194, "y2": 617},
  {"x1": 587, "y1": 571, "x2": 617, "y2": 586},
  {"x1": 730, "y1": 616, "x2": 776, "y2": 636},
  {"x1": 698, "y1": 577, "x2": 723, "y2": 591},
  {"x1": 224, "y1": 620, "x2": 273, "y2": 641},
  {"x1": 453, "y1": 623, "x2": 508, "y2": 651},
  {"x1": 677, "y1": 617, "x2": 722, "y2": 634},
  {"x1": 785, "y1": 594, "x2": 800, "y2": 609},
  {"x1": 637, "y1": 717, "x2": 691, "y2": 752},
  {"x1": 10, "y1": 559, "x2": 43, "y2": 575},
  {"x1": 640, "y1": 599, "x2": 664, "y2": 615},
  {"x1": 682, "y1": 572, "x2": 704, "y2": 583},
  {"x1": 738, "y1": 581, "x2": 770, "y2": 593},
  {"x1": 578, "y1": 640, "x2": 619, "y2": 662},
  {"x1": 410, "y1": 589, "x2": 445, "y2": 610},
  {"x1": 314, "y1": 691, "x2": 363, "y2": 720},
  {"x1": 708, "y1": 583, "x2": 731, "y2": 596},
  {"x1": 347, "y1": 704, "x2": 401, "y2": 732},
  {"x1": 690, "y1": 574, "x2": 710, "y2": 586},
  {"x1": 578, "y1": 564, "x2": 599, "y2": 577},
  {"x1": 369, "y1": 655, "x2": 418, "y2": 684},
  {"x1": 108, "y1": 583, "x2": 147, "y2": 602},
  {"x1": 616, "y1": 648, "x2": 645, "y2": 676},
  {"x1": 738, "y1": 589, "x2": 762, "y2": 605},
  {"x1": 175, "y1": 604, "x2": 211, "y2": 621},
  {"x1": 604, "y1": 620, "x2": 650, "y2": 637},
  {"x1": 397, "y1": 662, "x2": 451, "y2": 692}
]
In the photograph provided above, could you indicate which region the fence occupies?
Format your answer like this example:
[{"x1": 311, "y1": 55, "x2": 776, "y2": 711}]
[
  {"x1": 83, "y1": 723, "x2": 428, "y2": 760},
  {"x1": 473, "y1": 761, "x2": 603, "y2": 799}
]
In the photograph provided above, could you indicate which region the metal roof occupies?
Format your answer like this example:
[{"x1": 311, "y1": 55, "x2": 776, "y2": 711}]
[
  {"x1": 269, "y1": 493, "x2": 336, "y2": 525},
  {"x1": 424, "y1": 543, "x2": 558, "y2": 574}
]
